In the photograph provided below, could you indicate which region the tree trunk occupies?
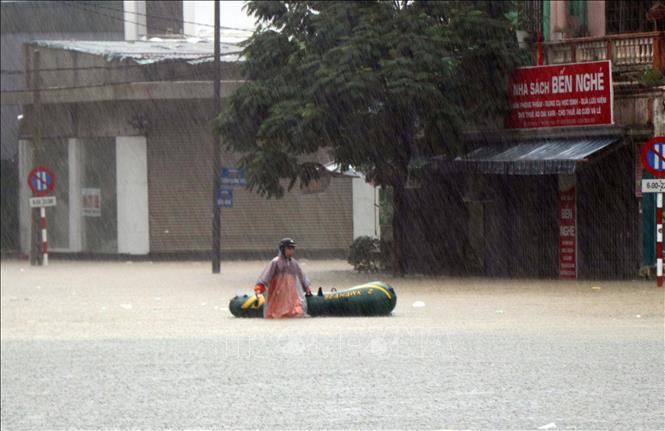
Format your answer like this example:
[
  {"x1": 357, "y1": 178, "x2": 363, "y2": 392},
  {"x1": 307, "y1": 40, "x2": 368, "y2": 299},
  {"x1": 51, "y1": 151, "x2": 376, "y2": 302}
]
[{"x1": 391, "y1": 174, "x2": 407, "y2": 277}]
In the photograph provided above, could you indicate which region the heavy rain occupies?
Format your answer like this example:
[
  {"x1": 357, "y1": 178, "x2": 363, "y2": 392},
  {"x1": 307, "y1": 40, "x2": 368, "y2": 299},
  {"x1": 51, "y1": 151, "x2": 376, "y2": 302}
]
[{"x1": 1, "y1": 1, "x2": 664, "y2": 430}]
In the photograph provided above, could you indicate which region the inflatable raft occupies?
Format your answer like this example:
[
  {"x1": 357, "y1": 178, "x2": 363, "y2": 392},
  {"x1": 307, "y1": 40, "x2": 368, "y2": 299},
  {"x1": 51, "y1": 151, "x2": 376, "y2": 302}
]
[{"x1": 229, "y1": 281, "x2": 397, "y2": 318}]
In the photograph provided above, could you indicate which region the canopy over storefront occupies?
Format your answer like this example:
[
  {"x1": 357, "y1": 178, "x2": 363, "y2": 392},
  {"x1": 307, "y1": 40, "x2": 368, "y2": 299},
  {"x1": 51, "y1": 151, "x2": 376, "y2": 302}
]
[{"x1": 436, "y1": 137, "x2": 623, "y2": 175}]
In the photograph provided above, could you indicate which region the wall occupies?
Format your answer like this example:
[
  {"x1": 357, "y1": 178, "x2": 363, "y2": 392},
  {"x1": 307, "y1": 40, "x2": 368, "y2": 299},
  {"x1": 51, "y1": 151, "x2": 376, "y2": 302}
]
[
  {"x1": 21, "y1": 97, "x2": 356, "y2": 255},
  {"x1": 22, "y1": 45, "x2": 238, "y2": 91},
  {"x1": 2, "y1": 34, "x2": 122, "y2": 161},
  {"x1": 614, "y1": 89, "x2": 665, "y2": 128},
  {"x1": 145, "y1": 100, "x2": 354, "y2": 253}
]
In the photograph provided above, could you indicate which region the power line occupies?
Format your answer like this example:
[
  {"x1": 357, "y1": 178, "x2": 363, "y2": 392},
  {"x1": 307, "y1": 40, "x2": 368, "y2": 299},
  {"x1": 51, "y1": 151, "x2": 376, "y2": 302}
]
[
  {"x1": 61, "y1": 1, "x2": 252, "y2": 40},
  {"x1": 59, "y1": 1, "x2": 176, "y2": 37},
  {"x1": 60, "y1": 1, "x2": 199, "y2": 40},
  {"x1": 0, "y1": 48, "x2": 243, "y2": 76},
  {"x1": 1, "y1": 70, "x2": 245, "y2": 94},
  {"x1": 74, "y1": 0, "x2": 255, "y2": 33}
]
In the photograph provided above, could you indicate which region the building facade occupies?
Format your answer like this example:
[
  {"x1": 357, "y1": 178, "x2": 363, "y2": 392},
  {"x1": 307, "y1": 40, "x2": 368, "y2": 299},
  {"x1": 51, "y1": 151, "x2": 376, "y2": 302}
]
[
  {"x1": 405, "y1": 0, "x2": 664, "y2": 279},
  {"x1": 6, "y1": 40, "x2": 377, "y2": 258},
  {"x1": 0, "y1": 0, "x2": 125, "y2": 252}
]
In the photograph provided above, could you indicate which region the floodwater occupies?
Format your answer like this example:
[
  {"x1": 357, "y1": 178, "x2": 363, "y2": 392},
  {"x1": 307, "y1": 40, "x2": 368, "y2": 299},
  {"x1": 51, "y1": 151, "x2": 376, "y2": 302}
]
[
  {"x1": 1, "y1": 259, "x2": 664, "y2": 430},
  {"x1": 1, "y1": 259, "x2": 662, "y2": 338}
]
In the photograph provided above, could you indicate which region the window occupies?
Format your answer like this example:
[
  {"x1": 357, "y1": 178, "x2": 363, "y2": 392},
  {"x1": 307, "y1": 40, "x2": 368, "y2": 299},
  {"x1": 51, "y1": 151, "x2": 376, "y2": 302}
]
[
  {"x1": 606, "y1": 0, "x2": 664, "y2": 34},
  {"x1": 146, "y1": 0, "x2": 183, "y2": 36}
]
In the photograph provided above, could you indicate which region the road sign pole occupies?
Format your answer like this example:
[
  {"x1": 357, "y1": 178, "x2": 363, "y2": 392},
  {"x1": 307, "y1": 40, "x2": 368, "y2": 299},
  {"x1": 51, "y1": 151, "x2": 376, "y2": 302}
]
[
  {"x1": 30, "y1": 49, "x2": 42, "y2": 266},
  {"x1": 640, "y1": 137, "x2": 665, "y2": 286},
  {"x1": 31, "y1": 209, "x2": 41, "y2": 265},
  {"x1": 211, "y1": 0, "x2": 222, "y2": 274},
  {"x1": 657, "y1": 193, "x2": 663, "y2": 287},
  {"x1": 40, "y1": 206, "x2": 48, "y2": 266}
]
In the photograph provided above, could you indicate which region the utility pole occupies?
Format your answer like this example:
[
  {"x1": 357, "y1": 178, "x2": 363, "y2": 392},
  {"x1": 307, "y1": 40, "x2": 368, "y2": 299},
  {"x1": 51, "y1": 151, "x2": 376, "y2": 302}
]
[
  {"x1": 30, "y1": 49, "x2": 42, "y2": 266},
  {"x1": 212, "y1": 0, "x2": 222, "y2": 273}
]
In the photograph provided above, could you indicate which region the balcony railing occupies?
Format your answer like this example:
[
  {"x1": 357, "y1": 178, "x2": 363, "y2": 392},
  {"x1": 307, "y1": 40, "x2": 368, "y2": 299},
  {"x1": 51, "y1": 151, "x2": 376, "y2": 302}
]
[{"x1": 543, "y1": 31, "x2": 664, "y2": 74}]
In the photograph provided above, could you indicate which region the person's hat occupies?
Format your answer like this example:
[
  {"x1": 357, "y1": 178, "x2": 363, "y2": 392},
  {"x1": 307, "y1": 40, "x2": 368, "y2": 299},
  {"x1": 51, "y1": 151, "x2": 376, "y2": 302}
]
[{"x1": 279, "y1": 238, "x2": 297, "y2": 249}]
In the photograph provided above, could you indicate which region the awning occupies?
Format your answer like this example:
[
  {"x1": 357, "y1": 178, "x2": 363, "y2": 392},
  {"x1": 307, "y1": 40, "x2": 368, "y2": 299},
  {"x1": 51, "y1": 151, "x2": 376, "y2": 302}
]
[{"x1": 436, "y1": 137, "x2": 623, "y2": 175}]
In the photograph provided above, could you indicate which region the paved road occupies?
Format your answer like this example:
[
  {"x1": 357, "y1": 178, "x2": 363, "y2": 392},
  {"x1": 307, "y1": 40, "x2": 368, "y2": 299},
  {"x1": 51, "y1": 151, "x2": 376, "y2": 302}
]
[{"x1": 1, "y1": 260, "x2": 663, "y2": 430}]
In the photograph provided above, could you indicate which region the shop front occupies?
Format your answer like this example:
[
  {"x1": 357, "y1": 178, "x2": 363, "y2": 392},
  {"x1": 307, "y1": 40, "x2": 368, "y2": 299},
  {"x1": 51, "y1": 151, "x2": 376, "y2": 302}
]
[{"x1": 437, "y1": 132, "x2": 640, "y2": 279}]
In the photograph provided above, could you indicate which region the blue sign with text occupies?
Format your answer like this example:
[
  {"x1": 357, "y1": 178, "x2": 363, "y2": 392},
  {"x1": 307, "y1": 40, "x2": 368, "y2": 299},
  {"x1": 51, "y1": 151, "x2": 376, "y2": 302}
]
[
  {"x1": 217, "y1": 188, "x2": 233, "y2": 208},
  {"x1": 220, "y1": 167, "x2": 247, "y2": 187}
]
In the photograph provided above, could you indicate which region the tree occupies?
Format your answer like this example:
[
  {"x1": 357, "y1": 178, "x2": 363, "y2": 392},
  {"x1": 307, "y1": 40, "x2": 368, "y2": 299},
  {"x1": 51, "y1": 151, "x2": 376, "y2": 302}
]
[{"x1": 217, "y1": 0, "x2": 522, "y2": 275}]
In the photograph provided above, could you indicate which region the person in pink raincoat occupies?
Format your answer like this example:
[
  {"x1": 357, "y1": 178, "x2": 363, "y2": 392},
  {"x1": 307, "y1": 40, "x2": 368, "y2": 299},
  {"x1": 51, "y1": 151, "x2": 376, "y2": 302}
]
[{"x1": 254, "y1": 238, "x2": 312, "y2": 318}]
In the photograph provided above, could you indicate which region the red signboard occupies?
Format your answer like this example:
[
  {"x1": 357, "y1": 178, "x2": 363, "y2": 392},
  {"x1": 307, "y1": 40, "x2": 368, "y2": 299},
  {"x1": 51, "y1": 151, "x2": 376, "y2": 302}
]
[
  {"x1": 506, "y1": 60, "x2": 613, "y2": 129},
  {"x1": 559, "y1": 187, "x2": 577, "y2": 280}
]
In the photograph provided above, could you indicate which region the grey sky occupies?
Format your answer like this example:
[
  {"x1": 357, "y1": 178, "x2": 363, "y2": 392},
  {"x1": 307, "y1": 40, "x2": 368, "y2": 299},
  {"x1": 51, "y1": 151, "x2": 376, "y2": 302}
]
[{"x1": 187, "y1": 1, "x2": 256, "y2": 32}]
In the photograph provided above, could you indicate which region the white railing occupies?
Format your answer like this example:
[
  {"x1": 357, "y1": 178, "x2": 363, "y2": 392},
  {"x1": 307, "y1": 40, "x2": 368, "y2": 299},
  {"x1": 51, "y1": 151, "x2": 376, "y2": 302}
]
[
  {"x1": 613, "y1": 36, "x2": 654, "y2": 67},
  {"x1": 544, "y1": 32, "x2": 664, "y2": 73}
]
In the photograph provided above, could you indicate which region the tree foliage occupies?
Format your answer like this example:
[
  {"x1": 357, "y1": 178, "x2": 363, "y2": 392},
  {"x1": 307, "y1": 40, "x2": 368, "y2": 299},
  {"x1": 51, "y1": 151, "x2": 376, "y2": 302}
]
[
  {"x1": 217, "y1": 0, "x2": 523, "y2": 273},
  {"x1": 218, "y1": 0, "x2": 521, "y2": 196}
]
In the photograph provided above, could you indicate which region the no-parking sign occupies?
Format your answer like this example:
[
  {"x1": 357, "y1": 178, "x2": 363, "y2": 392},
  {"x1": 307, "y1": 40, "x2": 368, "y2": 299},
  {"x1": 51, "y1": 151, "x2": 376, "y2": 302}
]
[
  {"x1": 27, "y1": 166, "x2": 55, "y2": 196},
  {"x1": 641, "y1": 137, "x2": 665, "y2": 178}
]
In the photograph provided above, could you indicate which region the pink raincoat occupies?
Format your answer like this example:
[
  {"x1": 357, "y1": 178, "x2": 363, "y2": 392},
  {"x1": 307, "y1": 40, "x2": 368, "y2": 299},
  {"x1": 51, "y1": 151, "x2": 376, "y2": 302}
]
[{"x1": 257, "y1": 255, "x2": 311, "y2": 319}]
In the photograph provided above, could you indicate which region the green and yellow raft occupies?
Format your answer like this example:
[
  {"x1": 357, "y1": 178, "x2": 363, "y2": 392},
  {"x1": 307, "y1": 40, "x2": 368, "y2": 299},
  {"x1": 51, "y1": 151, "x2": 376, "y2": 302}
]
[{"x1": 229, "y1": 281, "x2": 397, "y2": 318}]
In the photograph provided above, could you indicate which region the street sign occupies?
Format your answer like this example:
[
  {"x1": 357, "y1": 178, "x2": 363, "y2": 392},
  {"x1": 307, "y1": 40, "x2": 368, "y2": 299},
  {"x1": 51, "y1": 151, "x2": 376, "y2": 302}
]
[
  {"x1": 642, "y1": 179, "x2": 665, "y2": 193},
  {"x1": 29, "y1": 196, "x2": 56, "y2": 208},
  {"x1": 217, "y1": 188, "x2": 233, "y2": 208},
  {"x1": 559, "y1": 187, "x2": 577, "y2": 280},
  {"x1": 28, "y1": 166, "x2": 55, "y2": 196},
  {"x1": 640, "y1": 136, "x2": 665, "y2": 178},
  {"x1": 220, "y1": 167, "x2": 247, "y2": 187},
  {"x1": 506, "y1": 60, "x2": 613, "y2": 129}
]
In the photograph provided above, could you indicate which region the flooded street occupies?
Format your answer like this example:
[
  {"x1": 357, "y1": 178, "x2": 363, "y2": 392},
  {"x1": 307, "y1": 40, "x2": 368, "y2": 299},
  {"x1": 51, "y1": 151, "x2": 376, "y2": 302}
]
[
  {"x1": 1, "y1": 259, "x2": 663, "y2": 430},
  {"x1": 2, "y1": 0, "x2": 664, "y2": 429}
]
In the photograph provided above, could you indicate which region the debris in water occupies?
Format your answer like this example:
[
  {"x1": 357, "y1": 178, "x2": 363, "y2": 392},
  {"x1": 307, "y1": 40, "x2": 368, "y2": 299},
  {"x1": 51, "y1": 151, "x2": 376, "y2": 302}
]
[
  {"x1": 120, "y1": 304, "x2": 133, "y2": 310},
  {"x1": 538, "y1": 423, "x2": 556, "y2": 430},
  {"x1": 412, "y1": 301, "x2": 425, "y2": 308},
  {"x1": 592, "y1": 286, "x2": 601, "y2": 290}
]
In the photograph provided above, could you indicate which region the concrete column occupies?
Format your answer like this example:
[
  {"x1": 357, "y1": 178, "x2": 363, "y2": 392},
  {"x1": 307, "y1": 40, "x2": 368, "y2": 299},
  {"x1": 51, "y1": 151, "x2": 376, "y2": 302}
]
[
  {"x1": 654, "y1": 95, "x2": 665, "y2": 136},
  {"x1": 352, "y1": 177, "x2": 380, "y2": 239},
  {"x1": 116, "y1": 136, "x2": 149, "y2": 254},
  {"x1": 18, "y1": 140, "x2": 33, "y2": 255},
  {"x1": 587, "y1": 1, "x2": 606, "y2": 38},
  {"x1": 68, "y1": 138, "x2": 82, "y2": 252},
  {"x1": 550, "y1": 0, "x2": 568, "y2": 40},
  {"x1": 123, "y1": 0, "x2": 147, "y2": 41}
]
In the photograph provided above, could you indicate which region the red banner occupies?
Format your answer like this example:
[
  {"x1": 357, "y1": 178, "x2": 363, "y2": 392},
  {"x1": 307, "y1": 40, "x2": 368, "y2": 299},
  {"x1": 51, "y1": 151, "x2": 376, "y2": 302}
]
[
  {"x1": 559, "y1": 187, "x2": 577, "y2": 280},
  {"x1": 506, "y1": 61, "x2": 613, "y2": 129}
]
